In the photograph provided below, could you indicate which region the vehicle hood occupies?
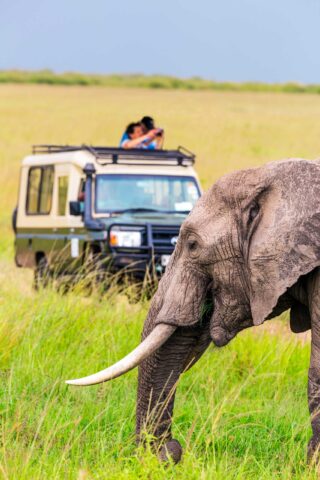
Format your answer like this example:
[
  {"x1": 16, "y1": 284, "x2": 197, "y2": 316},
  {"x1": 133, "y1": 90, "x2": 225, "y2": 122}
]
[{"x1": 98, "y1": 211, "x2": 189, "y2": 228}]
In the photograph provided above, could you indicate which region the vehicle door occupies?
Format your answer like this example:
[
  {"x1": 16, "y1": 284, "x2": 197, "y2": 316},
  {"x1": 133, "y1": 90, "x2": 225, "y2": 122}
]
[
  {"x1": 17, "y1": 164, "x2": 55, "y2": 267},
  {"x1": 50, "y1": 165, "x2": 85, "y2": 273}
]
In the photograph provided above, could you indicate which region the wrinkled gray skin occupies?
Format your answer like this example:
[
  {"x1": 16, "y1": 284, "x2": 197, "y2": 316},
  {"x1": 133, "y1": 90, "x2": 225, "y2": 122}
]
[{"x1": 137, "y1": 158, "x2": 320, "y2": 463}]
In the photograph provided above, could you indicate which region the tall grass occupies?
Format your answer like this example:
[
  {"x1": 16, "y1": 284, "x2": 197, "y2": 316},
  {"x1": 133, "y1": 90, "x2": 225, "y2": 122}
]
[
  {"x1": 1, "y1": 70, "x2": 320, "y2": 94},
  {"x1": 0, "y1": 264, "x2": 317, "y2": 479}
]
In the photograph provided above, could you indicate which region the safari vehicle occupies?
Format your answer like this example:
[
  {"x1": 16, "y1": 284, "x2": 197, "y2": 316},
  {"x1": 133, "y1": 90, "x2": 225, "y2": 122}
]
[{"x1": 13, "y1": 145, "x2": 201, "y2": 286}]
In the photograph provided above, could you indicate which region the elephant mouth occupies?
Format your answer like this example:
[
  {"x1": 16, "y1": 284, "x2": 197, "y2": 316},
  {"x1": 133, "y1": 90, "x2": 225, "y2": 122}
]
[{"x1": 210, "y1": 326, "x2": 235, "y2": 347}]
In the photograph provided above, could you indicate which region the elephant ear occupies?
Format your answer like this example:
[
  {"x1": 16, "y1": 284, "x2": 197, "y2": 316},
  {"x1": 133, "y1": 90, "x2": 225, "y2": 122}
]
[{"x1": 247, "y1": 159, "x2": 320, "y2": 326}]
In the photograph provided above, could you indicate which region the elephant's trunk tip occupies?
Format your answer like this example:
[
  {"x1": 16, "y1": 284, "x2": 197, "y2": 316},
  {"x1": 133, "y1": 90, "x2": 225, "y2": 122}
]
[{"x1": 158, "y1": 439, "x2": 183, "y2": 464}]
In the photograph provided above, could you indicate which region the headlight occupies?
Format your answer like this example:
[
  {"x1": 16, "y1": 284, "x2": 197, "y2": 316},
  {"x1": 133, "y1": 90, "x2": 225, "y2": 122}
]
[{"x1": 109, "y1": 228, "x2": 142, "y2": 247}]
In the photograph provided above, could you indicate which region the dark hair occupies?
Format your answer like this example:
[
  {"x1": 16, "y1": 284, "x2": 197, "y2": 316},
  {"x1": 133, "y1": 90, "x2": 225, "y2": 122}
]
[
  {"x1": 126, "y1": 122, "x2": 140, "y2": 136},
  {"x1": 140, "y1": 116, "x2": 155, "y2": 131}
]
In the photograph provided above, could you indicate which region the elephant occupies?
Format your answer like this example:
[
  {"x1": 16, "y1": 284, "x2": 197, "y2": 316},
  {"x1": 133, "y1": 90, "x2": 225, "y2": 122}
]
[{"x1": 67, "y1": 158, "x2": 320, "y2": 463}]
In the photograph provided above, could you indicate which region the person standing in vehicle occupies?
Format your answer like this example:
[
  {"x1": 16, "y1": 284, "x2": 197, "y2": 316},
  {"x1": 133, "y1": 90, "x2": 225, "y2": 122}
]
[
  {"x1": 120, "y1": 122, "x2": 159, "y2": 149},
  {"x1": 140, "y1": 116, "x2": 165, "y2": 150},
  {"x1": 119, "y1": 118, "x2": 155, "y2": 147}
]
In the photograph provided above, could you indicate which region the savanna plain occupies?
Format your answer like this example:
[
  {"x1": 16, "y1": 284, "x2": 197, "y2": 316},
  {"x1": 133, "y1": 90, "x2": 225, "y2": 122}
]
[{"x1": 1, "y1": 84, "x2": 320, "y2": 479}]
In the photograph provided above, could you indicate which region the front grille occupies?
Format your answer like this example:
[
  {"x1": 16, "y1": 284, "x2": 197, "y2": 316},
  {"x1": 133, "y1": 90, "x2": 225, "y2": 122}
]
[
  {"x1": 151, "y1": 225, "x2": 180, "y2": 251},
  {"x1": 108, "y1": 222, "x2": 181, "y2": 256}
]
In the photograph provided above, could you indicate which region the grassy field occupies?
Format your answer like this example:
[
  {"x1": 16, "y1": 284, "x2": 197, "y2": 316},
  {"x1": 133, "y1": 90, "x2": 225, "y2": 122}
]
[
  {"x1": 1, "y1": 84, "x2": 320, "y2": 478},
  {"x1": 2, "y1": 70, "x2": 320, "y2": 94}
]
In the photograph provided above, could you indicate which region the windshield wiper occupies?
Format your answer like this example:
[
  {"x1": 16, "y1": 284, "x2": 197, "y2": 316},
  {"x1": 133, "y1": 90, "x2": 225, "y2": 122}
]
[
  {"x1": 112, "y1": 208, "x2": 192, "y2": 215},
  {"x1": 112, "y1": 208, "x2": 160, "y2": 214}
]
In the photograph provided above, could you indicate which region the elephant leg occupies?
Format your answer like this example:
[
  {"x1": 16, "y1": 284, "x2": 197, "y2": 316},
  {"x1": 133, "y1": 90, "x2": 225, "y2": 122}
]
[
  {"x1": 307, "y1": 268, "x2": 320, "y2": 462},
  {"x1": 136, "y1": 323, "x2": 211, "y2": 463}
]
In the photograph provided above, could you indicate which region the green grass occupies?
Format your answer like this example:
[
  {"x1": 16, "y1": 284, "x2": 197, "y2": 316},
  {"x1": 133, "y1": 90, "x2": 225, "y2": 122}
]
[
  {"x1": 2, "y1": 69, "x2": 320, "y2": 94},
  {"x1": 0, "y1": 243, "x2": 316, "y2": 479},
  {"x1": 1, "y1": 84, "x2": 320, "y2": 477}
]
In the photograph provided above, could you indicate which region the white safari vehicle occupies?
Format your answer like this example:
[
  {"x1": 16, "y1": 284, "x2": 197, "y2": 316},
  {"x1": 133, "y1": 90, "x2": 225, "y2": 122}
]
[{"x1": 13, "y1": 145, "x2": 202, "y2": 286}]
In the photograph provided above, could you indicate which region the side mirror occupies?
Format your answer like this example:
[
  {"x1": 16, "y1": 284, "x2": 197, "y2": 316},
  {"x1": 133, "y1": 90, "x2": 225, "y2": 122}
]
[{"x1": 69, "y1": 201, "x2": 83, "y2": 216}]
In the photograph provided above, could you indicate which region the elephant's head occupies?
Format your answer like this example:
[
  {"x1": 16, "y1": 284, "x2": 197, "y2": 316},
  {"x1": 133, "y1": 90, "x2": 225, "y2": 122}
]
[
  {"x1": 206, "y1": 158, "x2": 320, "y2": 345},
  {"x1": 67, "y1": 158, "x2": 320, "y2": 462}
]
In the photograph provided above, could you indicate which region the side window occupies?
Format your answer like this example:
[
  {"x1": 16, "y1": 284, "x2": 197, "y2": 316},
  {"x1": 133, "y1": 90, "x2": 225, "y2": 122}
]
[
  {"x1": 27, "y1": 168, "x2": 41, "y2": 214},
  {"x1": 58, "y1": 176, "x2": 69, "y2": 216},
  {"x1": 39, "y1": 167, "x2": 54, "y2": 213},
  {"x1": 26, "y1": 166, "x2": 54, "y2": 215},
  {"x1": 78, "y1": 178, "x2": 85, "y2": 202},
  {"x1": 78, "y1": 179, "x2": 85, "y2": 213}
]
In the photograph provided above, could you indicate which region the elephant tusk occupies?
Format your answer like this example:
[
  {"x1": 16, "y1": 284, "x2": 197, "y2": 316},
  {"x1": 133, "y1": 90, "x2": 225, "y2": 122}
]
[{"x1": 65, "y1": 324, "x2": 176, "y2": 386}]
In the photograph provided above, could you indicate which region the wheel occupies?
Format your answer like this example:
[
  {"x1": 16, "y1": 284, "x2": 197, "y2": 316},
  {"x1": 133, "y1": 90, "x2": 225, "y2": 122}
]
[{"x1": 33, "y1": 256, "x2": 51, "y2": 290}]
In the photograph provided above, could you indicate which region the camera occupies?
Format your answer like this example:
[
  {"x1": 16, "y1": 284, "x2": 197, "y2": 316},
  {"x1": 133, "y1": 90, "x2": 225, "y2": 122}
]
[{"x1": 155, "y1": 128, "x2": 164, "y2": 137}]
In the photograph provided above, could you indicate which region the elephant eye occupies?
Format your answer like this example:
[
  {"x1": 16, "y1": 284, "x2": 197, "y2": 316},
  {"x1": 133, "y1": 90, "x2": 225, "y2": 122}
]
[
  {"x1": 186, "y1": 236, "x2": 198, "y2": 253},
  {"x1": 188, "y1": 240, "x2": 198, "y2": 251},
  {"x1": 248, "y1": 202, "x2": 260, "y2": 225}
]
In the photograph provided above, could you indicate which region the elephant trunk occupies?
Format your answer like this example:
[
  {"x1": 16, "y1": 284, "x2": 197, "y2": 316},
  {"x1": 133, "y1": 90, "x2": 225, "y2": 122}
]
[{"x1": 136, "y1": 324, "x2": 211, "y2": 463}]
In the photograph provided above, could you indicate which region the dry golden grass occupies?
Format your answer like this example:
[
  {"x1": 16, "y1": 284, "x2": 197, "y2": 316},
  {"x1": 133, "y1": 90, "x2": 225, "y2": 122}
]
[{"x1": 2, "y1": 84, "x2": 320, "y2": 215}]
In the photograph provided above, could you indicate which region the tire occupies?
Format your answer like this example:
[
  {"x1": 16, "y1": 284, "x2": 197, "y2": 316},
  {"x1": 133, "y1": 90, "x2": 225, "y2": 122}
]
[{"x1": 33, "y1": 256, "x2": 51, "y2": 290}]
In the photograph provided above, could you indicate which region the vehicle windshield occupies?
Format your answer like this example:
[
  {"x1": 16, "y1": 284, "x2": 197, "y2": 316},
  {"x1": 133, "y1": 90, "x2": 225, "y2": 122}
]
[{"x1": 95, "y1": 174, "x2": 200, "y2": 214}]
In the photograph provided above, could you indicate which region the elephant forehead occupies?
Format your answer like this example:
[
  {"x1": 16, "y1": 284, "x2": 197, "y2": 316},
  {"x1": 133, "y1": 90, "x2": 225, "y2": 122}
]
[
  {"x1": 212, "y1": 169, "x2": 264, "y2": 202},
  {"x1": 203, "y1": 216, "x2": 235, "y2": 245},
  {"x1": 184, "y1": 211, "x2": 235, "y2": 245},
  {"x1": 187, "y1": 190, "x2": 233, "y2": 228},
  {"x1": 190, "y1": 192, "x2": 226, "y2": 218},
  {"x1": 184, "y1": 203, "x2": 240, "y2": 259}
]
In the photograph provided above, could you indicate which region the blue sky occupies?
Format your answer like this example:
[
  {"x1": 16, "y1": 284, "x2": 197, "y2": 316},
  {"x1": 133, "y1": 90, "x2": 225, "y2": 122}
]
[{"x1": 1, "y1": 0, "x2": 320, "y2": 83}]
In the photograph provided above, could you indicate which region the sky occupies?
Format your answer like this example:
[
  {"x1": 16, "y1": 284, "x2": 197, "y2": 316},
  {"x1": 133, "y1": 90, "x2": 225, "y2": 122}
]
[{"x1": 1, "y1": 0, "x2": 320, "y2": 83}]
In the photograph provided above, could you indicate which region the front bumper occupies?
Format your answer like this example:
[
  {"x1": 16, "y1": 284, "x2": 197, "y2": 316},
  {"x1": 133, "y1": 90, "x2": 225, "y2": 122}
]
[{"x1": 105, "y1": 223, "x2": 180, "y2": 277}]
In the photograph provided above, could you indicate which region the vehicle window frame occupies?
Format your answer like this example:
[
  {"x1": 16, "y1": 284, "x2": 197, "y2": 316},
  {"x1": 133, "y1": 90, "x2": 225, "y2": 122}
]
[
  {"x1": 94, "y1": 174, "x2": 201, "y2": 214},
  {"x1": 26, "y1": 165, "x2": 54, "y2": 216}
]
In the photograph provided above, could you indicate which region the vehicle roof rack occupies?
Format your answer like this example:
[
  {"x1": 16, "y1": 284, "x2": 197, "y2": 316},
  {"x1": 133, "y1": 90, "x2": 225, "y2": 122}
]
[{"x1": 32, "y1": 145, "x2": 195, "y2": 167}]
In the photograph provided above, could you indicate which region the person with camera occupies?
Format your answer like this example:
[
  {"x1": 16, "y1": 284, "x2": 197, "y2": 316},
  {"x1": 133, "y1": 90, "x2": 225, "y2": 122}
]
[
  {"x1": 119, "y1": 116, "x2": 164, "y2": 150},
  {"x1": 120, "y1": 122, "x2": 162, "y2": 149},
  {"x1": 140, "y1": 116, "x2": 164, "y2": 150}
]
